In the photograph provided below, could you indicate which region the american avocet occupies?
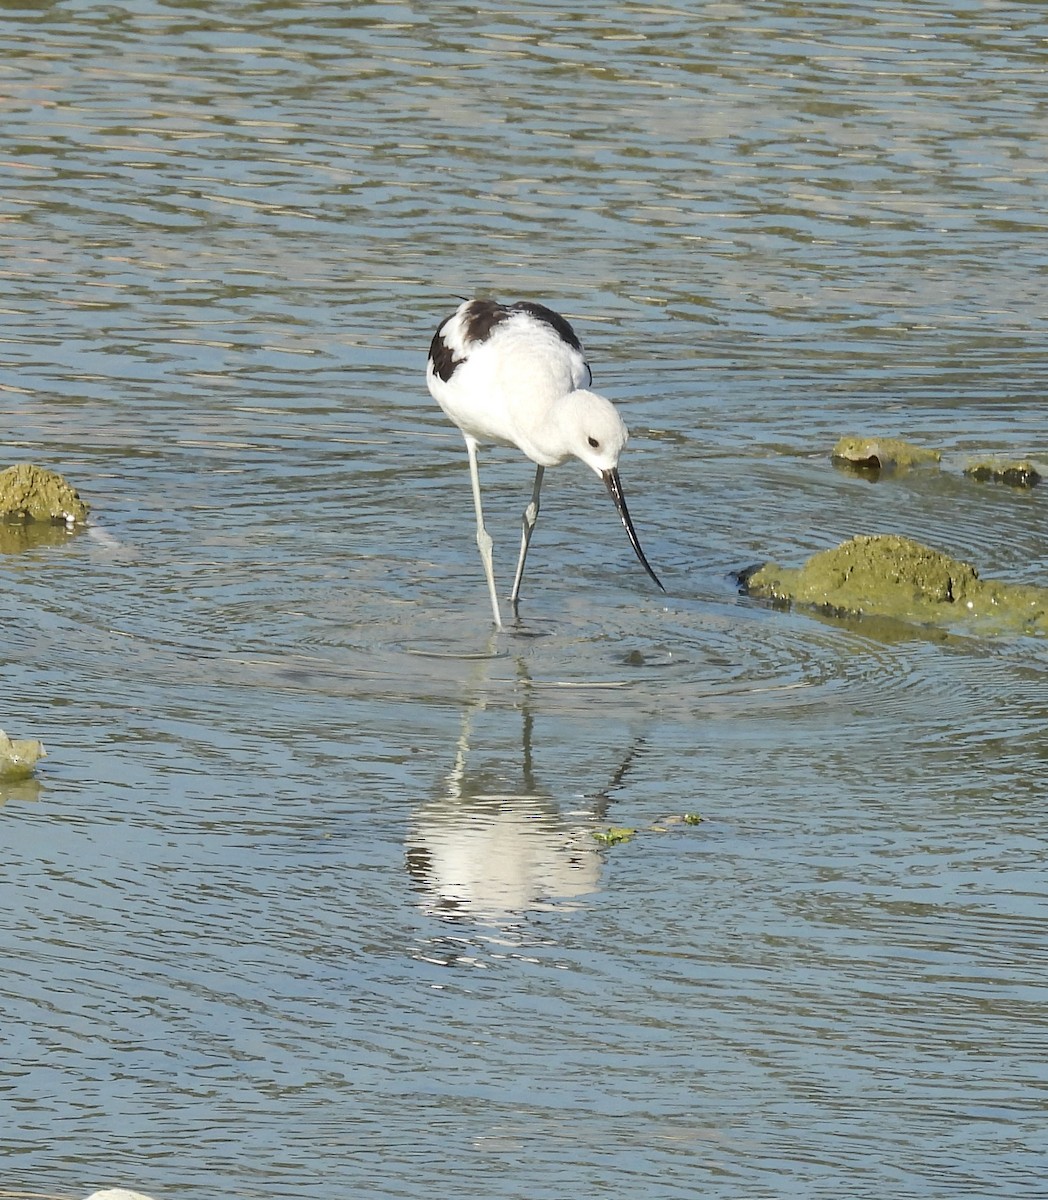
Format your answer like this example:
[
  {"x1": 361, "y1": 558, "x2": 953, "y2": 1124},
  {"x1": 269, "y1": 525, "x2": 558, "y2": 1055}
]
[
  {"x1": 83, "y1": 1191, "x2": 159, "y2": 1200},
  {"x1": 426, "y1": 298, "x2": 664, "y2": 628}
]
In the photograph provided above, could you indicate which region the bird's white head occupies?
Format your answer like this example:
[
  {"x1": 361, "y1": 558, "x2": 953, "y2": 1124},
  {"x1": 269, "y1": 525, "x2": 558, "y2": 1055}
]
[
  {"x1": 560, "y1": 389, "x2": 629, "y2": 475},
  {"x1": 559, "y1": 388, "x2": 664, "y2": 593}
]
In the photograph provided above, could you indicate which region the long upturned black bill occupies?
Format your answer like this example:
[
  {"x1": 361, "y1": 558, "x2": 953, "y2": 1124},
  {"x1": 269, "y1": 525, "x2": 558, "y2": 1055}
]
[{"x1": 602, "y1": 468, "x2": 665, "y2": 592}]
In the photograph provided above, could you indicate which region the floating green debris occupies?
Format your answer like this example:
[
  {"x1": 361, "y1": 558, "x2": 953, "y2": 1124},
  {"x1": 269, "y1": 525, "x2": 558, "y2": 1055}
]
[
  {"x1": 0, "y1": 730, "x2": 46, "y2": 781},
  {"x1": 593, "y1": 826, "x2": 636, "y2": 846},
  {"x1": 0, "y1": 462, "x2": 89, "y2": 523},
  {"x1": 831, "y1": 436, "x2": 942, "y2": 473},
  {"x1": 743, "y1": 533, "x2": 1048, "y2": 635},
  {"x1": 964, "y1": 458, "x2": 1042, "y2": 489}
]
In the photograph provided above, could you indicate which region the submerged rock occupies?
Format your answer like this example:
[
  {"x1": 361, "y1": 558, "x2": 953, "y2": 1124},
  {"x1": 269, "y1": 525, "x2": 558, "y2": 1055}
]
[
  {"x1": 964, "y1": 458, "x2": 1043, "y2": 488},
  {"x1": 0, "y1": 462, "x2": 89, "y2": 523},
  {"x1": 831, "y1": 436, "x2": 942, "y2": 472},
  {"x1": 743, "y1": 534, "x2": 1048, "y2": 635},
  {"x1": 0, "y1": 730, "x2": 46, "y2": 780}
]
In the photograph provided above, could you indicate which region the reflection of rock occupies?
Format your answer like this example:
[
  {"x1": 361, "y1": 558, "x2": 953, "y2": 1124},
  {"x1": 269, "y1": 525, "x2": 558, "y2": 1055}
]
[
  {"x1": 407, "y1": 793, "x2": 601, "y2": 918},
  {"x1": 743, "y1": 534, "x2": 1048, "y2": 635},
  {"x1": 831, "y1": 436, "x2": 941, "y2": 473},
  {"x1": 0, "y1": 730, "x2": 46, "y2": 781},
  {"x1": 0, "y1": 520, "x2": 79, "y2": 555},
  {"x1": 0, "y1": 776, "x2": 43, "y2": 806},
  {"x1": 0, "y1": 462, "x2": 89, "y2": 522},
  {"x1": 964, "y1": 458, "x2": 1043, "y2": 488}
]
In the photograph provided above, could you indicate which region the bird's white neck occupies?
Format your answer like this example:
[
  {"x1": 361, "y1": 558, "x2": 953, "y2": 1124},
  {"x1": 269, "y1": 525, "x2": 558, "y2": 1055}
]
[{"x1": 512, "y1": 388, "x2": 628, "y2": 475}]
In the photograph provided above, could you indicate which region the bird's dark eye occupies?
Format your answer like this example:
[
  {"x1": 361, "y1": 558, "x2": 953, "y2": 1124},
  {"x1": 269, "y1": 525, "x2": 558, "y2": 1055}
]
[{"x1": 588, "y1": 436, "x2": 600, "y2": 448}]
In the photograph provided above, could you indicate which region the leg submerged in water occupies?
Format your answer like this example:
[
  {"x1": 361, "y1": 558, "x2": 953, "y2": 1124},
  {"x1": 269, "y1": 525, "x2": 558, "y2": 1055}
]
[
  {"x1": 465, "y1": 436, "x2": 504, "y2": 630},
  {"x1": 510, "y1": 464, "x2": 544, "y2": 611}
]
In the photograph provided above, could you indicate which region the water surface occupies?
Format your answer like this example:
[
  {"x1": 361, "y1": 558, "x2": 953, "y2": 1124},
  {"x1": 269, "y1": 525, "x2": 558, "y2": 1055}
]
[{"x1": 2, "y1": 3, "x2": 1046, "y2": 1198}]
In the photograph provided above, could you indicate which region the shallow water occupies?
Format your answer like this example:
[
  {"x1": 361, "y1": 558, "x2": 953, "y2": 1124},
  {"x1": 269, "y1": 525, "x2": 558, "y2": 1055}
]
[{"x1": 2, "y1": 2, "x2": 1047, "y2": 1198}]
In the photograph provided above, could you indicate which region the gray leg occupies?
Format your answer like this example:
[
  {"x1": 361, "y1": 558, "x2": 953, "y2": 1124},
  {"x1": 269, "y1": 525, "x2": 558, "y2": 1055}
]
[
  {"x1": 465, "y1": 437, "x2": 503, "y2": 630},
  {"x1": 510, "y1": 464, "x2": 544, "y2": 609}
]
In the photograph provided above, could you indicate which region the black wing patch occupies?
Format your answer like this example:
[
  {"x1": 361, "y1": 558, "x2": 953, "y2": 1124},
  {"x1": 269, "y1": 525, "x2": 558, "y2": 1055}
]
[
  {"x1": 509, "y1": 301, "x2": 584, "y2": 354},
  {"x1": 462, "y1": 299, "x2": 513, "y2": 346},
  {"x1": 428, "y1": 299, "x2": 585, "y2": 384},
  {"x1": 428, "y1": 325, "x2": 458, "y2": 383},
  {"x1": 428, "y1": 300, "x2": 512, "y2": 383}
]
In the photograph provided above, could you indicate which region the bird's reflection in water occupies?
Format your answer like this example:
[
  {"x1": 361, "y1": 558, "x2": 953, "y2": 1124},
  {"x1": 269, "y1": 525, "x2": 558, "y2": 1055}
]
[{"x1": 407, "y1": 641, "x2": 646, "y2": 925}]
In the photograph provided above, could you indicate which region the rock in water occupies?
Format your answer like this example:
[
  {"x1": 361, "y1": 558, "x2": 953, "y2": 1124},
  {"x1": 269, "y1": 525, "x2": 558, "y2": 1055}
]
[
  {"x1": 0, "y1": 462, "x2": 89, "y2": 523},
  {"x1": 0, "y1": 730, "x2": 46, "y2": 780},
  {"x1": 743, "y1": 534, "x2": 1048, "y2": 635}
]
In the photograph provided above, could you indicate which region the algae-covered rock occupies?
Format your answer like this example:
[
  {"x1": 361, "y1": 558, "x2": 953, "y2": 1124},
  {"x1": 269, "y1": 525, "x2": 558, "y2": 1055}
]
[
  {"x1": 832, "y1": 436, "x2": 942, "y2": 472},
  {"x1": 964, "y1": 458, "x2": 1042, "y2": 489},
  {"x1": 0, "y1": 730, "x2": 46, "y2": 780},
  {"x1": 0, "y1": 462, "x2": 89, "y2": 523},
  {"x1": 744, "y1": 534, "x2": 1048, "y2": 635}
]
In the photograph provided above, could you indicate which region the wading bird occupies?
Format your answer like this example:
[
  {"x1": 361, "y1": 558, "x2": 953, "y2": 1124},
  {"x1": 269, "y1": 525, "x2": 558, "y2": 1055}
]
[{"x1": 427, "y1": 298, "x2": 664, "y2": 629}]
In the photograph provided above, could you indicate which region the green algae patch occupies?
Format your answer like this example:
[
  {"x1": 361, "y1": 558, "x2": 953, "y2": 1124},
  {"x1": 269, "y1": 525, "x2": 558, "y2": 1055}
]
[
  {"x1": 0, "y1": 730, "x2": 46, "y2": 781},
  {"x1": 964, "y1": 458, "x2": 1043, "y2": 489},
  {"x1": 744, "y1": 534, "x2": 1048, "y2": 636},
  {"x1": 0, "y1": 463, "x2": 89, "y2": 523},
  {"x1": 593, "y1": 826, "x2": 636, "y2": 847},
  {"x1": 832, "y1": 436, "x2": 942, "y2": 473}
]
